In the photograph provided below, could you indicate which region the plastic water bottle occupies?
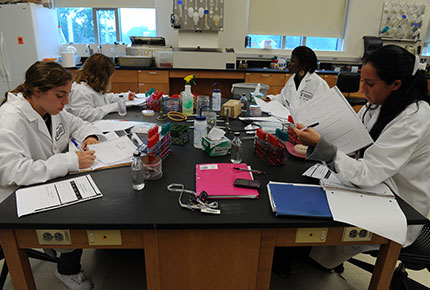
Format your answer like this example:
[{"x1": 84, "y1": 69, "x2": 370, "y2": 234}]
[
  {"x1": 212, "y1": 87, "x2": 221, "y2": 112},
  {"x1": 230, "y1": 132, "x2": 242, "y2": 163},
  {"x1": 131, "y1": 151, "x2": 145, "y2": 190},
  {"x1": 240, "y1": 93, "x2": 248, "y2": 113},
  {"x1": 118, "y1": 94, "x2": 127, "y2": 116},
  {"x1": 193, "y1": 115, "x2": 207, "y2": 149}
]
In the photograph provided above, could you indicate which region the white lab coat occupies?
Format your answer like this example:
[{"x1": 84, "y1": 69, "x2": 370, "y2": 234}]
[
  {"x1": 66, "y1": 82, "x2": 121, "y2": 122},
  {"x1": 270, "y1": 72, "x2": 330, "y2": 112},
  {"x1": 0, "y1": 92, "x2": 104, "y2": 203},
  {"x1": 310, "y1": 100, "x2": 430, "y2": 268}
]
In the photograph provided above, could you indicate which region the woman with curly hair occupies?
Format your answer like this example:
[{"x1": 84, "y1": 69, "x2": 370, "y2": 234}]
[{"x1": 67, "y1": 53, "x2": 135, "y2": 122}]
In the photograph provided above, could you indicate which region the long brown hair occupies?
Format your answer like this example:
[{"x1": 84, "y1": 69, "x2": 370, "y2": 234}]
[
  {"x1": 75, "y1": 53, "x2": 115, "y2": 94},
  {"x1": 4, "y1": 61, "x2": 72, "y2": 103}
]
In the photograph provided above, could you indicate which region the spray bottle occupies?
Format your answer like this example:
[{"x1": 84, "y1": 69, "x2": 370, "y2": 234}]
[{"x1": 182, "y1": 75, "x2": 195, "y2": 116}]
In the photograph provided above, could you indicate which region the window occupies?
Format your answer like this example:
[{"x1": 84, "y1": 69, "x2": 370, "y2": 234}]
[
  {"x1": 56, "y1": 7, "x2": 156, "y2": 44},
  {"x1": 247, "y1": 35, "x2": 342, "y2": 51},
  {"x1": 247, "y1": 0, "x2": 346, "y2": 52}
]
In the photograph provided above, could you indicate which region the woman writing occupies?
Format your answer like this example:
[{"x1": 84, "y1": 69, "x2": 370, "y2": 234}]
[
  {"x1": 67, "y1": 53, "x2": 135, "y2": 122},
  {"x1": 294, "y1": 45, "x2": 430, "y2": 269},
  {"x1": 0, "y1": 61, "x2": 102, "y2": 290},
  {"x1": 269, "y1": 46, "x2": 329, "y2": 112}
]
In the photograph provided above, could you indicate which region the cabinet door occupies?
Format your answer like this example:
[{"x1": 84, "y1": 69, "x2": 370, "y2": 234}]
[
  {"x1": 319, "y1": 74, "x2": 337, "y2": 88},
  {"x1": 110, "y1": 70, "x2": 138, "y2": 93}
]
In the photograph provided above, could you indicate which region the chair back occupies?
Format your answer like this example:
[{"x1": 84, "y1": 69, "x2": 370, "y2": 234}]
[
  {"x1": 336, "y1": 72, "x2": 361, "y2": 93},
  {"x1": 399, "y1": 222, "x2": 430, "y2": 271}
]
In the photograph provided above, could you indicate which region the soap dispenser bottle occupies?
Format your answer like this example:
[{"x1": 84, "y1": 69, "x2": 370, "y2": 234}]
[{"x1": 182, "y1": 74, "x2": 195, "y2": 116}]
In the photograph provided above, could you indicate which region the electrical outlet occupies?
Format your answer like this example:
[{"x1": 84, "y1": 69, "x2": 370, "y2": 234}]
[
  {"x1": 295, "y1": 228, "x2": 328, "y2": 243},
  {"x1": 342, "y1": 227, "x2": 372, "y2": 242},
  {"x1": 87, "y1": 230, "x2": 122, "y2": 246},
  {"x1": 36, "y1": 229, "x2": 71, "y2": 245}
]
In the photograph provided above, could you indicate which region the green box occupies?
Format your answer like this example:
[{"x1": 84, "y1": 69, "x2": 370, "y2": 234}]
[{"x1": 202, "y1": 136, "x2": 231, "y2": 157}]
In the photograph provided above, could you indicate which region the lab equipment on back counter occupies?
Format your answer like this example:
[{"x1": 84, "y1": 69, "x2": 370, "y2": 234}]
[{"x1": 119, "y1": 36, "x2": 172, "y2": 68}]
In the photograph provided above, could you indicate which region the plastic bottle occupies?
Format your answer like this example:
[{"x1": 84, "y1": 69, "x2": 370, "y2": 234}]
[
  {"x1": 131, "y1": 151, "x2": 145, "y2": 190},
  {"x1": 182, "y1": 75, "x2": 195, "y2": 116},
  {"x1": 230, "y1": 132, "x2": 242, "y2": 163},
  {"x1": 212, "y1": 83, "x2": 221, "y2": 112},
  {"x1": 193, "y1": 115, "x2": 207, "y2": 149},
  {"x1": 118, "y1": 94, "x2": 127, "y2": 116},
  {"x1": 58, "y1": 25, "x2": 66, "y2": 44},
  {"x1": 240, "y1": 93, "x2": 248, "y2": 113}
]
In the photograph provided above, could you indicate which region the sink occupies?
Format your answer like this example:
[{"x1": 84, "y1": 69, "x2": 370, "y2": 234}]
[{"x1": 117, "y1": 56, "x2": 152, "y2": 67}]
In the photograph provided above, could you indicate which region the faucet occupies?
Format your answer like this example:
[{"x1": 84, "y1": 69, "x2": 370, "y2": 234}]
[{"x1": 86, "y1": 44, "x2": 93, "y2": 56}]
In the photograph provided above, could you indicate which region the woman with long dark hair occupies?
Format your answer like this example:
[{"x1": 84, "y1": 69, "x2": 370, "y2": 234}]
[
  {"x1": 294, "y1": 45, "x2": 430, "y2": 269},
  {"x1": 0, "y1": 61, "x2": 101, "y2": 289}
]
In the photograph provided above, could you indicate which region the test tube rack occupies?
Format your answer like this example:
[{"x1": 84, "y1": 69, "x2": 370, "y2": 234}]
[
  {"x1": 171, "y1": 124, "x2": 190, "y2": 145},
  {"x1": 254, "y1": 128, "x2": 287, "y2": 166},
  {"x1": 146, "y1": 123, "x2": 172, "y2": 160}
]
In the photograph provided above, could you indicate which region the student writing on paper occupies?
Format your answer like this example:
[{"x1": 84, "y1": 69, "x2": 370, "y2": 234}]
[
  {"x1": 267, "y1": 46, "x2": 329, "y2": 114},
  {"x1": 294, "y1": 45, "x2": 430, "y2": 270},
  {"x1": 0, "y1": 61, "x2": 101, "y2": 290},
  {"x1": 66, "y1": 53, "x2": 136, "y2": 122}
]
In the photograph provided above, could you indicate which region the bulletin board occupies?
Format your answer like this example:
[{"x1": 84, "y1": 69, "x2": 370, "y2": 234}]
[{"x1": 379, "y1": 2, "x2": 425, "y2": 40}]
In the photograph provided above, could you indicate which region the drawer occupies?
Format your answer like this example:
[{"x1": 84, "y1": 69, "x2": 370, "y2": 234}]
[
  {"x1": 138, "y1": 70, "x2": 169, "y2": 83},
  {"x1": 245, "y1": 73, "x2": 286, "y2": 86},
  {"x1": 110, "y1": 83, "x2": 138, "y2": 93},
  {"x1": 111, "y1": 70, "x2": 138, "y2": 83}
]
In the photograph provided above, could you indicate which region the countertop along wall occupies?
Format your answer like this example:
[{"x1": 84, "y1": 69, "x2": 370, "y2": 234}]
[{"x1": 65, "y1": 0, "x2": 430, "y2": 64}]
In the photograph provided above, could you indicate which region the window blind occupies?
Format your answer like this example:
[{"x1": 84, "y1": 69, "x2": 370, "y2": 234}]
[
  {"x1": 248, "y1": 0, "x2": 346, "y2": 38},
  {"x1": 54, "y1": 0, "x2": 155, "y2": 8}
]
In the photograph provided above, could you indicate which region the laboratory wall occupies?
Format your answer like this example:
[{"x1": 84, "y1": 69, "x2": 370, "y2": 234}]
[{"x1": 156, "y1": 0, "x2": 430, "y2": 61}]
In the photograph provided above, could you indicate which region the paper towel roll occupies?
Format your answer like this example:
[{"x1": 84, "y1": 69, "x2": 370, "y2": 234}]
[{"x1": 61, "y1": 52, "x2": 75, "y2": 68}]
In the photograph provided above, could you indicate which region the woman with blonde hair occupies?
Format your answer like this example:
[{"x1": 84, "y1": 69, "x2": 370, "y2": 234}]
[{"x1": 67, "y1": 53, "x2": 135, "y2": 122}]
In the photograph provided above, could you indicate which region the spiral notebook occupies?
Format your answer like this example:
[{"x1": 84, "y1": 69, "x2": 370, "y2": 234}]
[{"x1": 195, "y1": 163, "x2": 259, "y2": 198}]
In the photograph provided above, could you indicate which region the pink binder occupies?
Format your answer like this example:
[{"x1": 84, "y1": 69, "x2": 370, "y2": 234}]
[{"x1": 195, "y1": 163, "x2": 259, "y2": 198}]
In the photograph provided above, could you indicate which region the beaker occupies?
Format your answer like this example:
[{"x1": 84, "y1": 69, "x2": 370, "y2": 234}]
[{"x1": 196, "y1": 95, "x2": 210, "y2": 115}]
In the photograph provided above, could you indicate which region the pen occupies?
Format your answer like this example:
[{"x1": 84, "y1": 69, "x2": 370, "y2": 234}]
[
  {"x1": 300, "y1": 122, "x2": 319, "y2": 131},
  {"x1": 233, "y1": 167, "x2": 265, "y2": 175},
  {"x1": 71, "y1": 138, "x2": 83, "y2": 152}
]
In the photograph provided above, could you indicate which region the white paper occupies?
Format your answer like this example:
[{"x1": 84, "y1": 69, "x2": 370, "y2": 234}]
[
  {"x1": 16, "y1": 175, "x2": 102, "y2": 217},
  {"x1": 126, "y1": 98, "x2": 146, "y2": 107},
  {"x1": 255, "y1": 98, "x2": 291, "y2": 121},
  {"x1": 325, "y1": 189, "x2": 407, "y2": 245},
  {"x1": 302, "y1": 163, "x2": 341, "y2": 183},
  {"x1": 92, "y1": 120, "x2": 156, "y2": 133},
  {"x1": 292, "y1": 87, "x2": 373, "y2": 154},
  {"x1": 87, "y1": 135, "x2": 136, "y2": 165}
]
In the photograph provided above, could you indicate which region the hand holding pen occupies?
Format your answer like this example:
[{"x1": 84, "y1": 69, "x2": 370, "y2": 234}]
[
  {"x1": 293, "y1": 123, "x2": 321, "y2": 147},
  {"x1": 72, "y1": 138, "x2": 97, "y2": 169}
]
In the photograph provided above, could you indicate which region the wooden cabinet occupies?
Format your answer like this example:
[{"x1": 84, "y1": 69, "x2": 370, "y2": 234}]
[
  {"x1": 110, "y1": 70, "x2": 138, "y2": 93},
  {"x1": 138, "y1": 70, "x2": 169, "y2": 94},
  {"x1": 319, "y1": 74, "x2": 337, "y2": 88},
  {"x1": 169, "y1": 70, "x2": 245, "y2": 97},
  {"x1": 244, "y1": 72, "x2": 286, "y2": 95}
]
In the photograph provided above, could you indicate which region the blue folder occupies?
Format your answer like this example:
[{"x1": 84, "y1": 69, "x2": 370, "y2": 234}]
[{"x1": 268, "y1": 183, "x2": 332, "y2": 218}]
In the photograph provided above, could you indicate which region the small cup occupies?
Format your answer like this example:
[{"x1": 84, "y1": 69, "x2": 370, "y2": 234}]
[{"x1": 141, "y1": 155, "x2": 163, "y2": 180}]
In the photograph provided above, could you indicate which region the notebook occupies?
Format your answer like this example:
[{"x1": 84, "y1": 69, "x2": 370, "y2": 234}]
[
  {"x1": 195, "y1": 163, "x2": 259, "y2": 198},
  {"x1": 267, "y1": 182, "x2": 332, "y2": 218}
]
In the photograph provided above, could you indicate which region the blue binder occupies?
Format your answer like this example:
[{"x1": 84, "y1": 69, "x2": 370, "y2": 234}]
[{"x1": 268, "y1": 183, "x2": 332, "y2": 218}]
